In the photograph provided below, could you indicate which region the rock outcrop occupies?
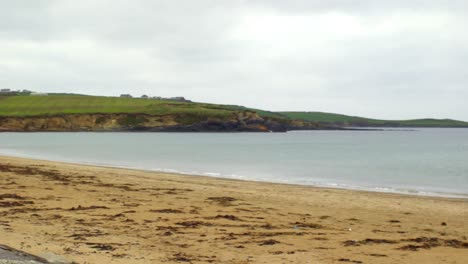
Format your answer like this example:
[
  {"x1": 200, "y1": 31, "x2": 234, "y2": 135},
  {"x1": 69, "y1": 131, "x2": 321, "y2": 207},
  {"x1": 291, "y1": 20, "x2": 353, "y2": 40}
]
[{"x1": 0, "y1": 111, "x2": 320, "y2": 132}]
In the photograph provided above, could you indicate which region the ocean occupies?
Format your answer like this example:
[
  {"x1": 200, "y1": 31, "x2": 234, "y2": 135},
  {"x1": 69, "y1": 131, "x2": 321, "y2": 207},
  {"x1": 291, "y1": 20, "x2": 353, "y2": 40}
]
[{"x1": 1, "y1": 129, "x2": 467, "y2": 198}]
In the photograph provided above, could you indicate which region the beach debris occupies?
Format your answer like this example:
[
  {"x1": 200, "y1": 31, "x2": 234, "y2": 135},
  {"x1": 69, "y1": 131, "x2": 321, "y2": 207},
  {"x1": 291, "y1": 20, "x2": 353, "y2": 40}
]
[
  {"x1": 123, "y1": 202, "x2": 140, "y2": 207},
  {"x1": 337, "y1": 258, "x2": 363, "y2": 263},
  {"x1": 398, "y1": 237, "x2": 468, "y2": 251},
  {"x1": 206, "y1": 196, "x2": 238, "y2": 206},
  {"x1": 213, "y1": 214, "x2": 241, "y2": 221},
  {"x1": 441, "y1": 222, "x2": 447, "y2": 226},
  {"x1": 170, "y1": 252, "x2": 192, "y2": 262},
  {"x1": 67, "y1": 229, "x2": 108, "y2": 240},
  {"x1": 343, "y1": 238, "x2": 398, "y2": 246},
  {"x1": 112, "y1": 213, "x2": 125, "y2": 218},
  {"x1": 0, "y1": 193, "x2": 31, "y2": 208},
  {"x1": 0, "y1": 194, "x2": 26, "y2": 200},
  {"x1": 398, "y1": 244, "x2": 430, "y2": 251},
  {"x1": 343, "y1": 237, "x2": 468, "y2": 250},
  {"x1": 112, "y1": 253, "x2": 129, "y2": 259},
  {"x1": 69, "y1": 205, "x2": 109, "y2": 210},
  {"x1": 343, "y1": 240, "x2": 359, "y2": 246},
  {"x1": 258, "y1": 223, "x2": 273, "y2": 230},
  {"x1": 0, "y1": 200, "x2": 34, "y2": 207},
  {"x1": 258, "y1": 239, "x2": 280, "y2": 246},
  {"x1": 176, "y1": 221, "x2": 213, "y2": 228},
  {"x1": 86, "y1": 243, "x2": 116, "y2": 251},
  {"x1": 162, "y1": 231, "x2": 173, "y2": 236},
  {"x1": 291, "y1": 222, "x2": 323, "y2": 229},
  {"x1": 149, "y1": 209, "x2": 184, "y2": 214}
]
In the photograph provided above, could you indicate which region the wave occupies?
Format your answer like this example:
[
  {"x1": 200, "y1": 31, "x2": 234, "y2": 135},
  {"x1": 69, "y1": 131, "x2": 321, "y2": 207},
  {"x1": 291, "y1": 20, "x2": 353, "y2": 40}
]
[{"x1": 1, "y1": 148, "x2": 467, "y2": 199}]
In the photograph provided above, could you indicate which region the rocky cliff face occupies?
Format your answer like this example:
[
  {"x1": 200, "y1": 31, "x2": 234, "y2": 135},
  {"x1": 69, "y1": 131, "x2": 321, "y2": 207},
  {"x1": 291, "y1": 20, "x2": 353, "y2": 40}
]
[{"x1": 0, "y1": 112, "x2": 320, "y2": 132}]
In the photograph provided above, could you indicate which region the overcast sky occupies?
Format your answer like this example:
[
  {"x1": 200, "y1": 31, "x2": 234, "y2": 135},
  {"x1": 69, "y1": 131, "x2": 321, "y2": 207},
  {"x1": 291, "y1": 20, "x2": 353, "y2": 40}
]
[{"x1": 1, "y1": 1, "x2": 467, "y2": 120}]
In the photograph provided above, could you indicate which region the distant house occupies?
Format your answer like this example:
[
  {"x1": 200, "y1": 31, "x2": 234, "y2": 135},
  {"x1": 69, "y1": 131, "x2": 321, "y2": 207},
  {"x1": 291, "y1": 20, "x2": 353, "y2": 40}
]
[
  {"x1": 169, "y1": 96, "x2": 191, "y2": 102},
  {"x1": 120, "y1": 94, "x2": 132, "y2": 98},
  {"x1": 141, "y1": 94, "x2": 149, "y2": 99},
  {"x1": 21, "y1": 89, "x2": 32, "y2": 94},
  {"x1": 0, "y1": 88, "x2": 18, "y2": 96},
  {"x1": 31, "y1": 92, "x2": 48, "y2": 96}
]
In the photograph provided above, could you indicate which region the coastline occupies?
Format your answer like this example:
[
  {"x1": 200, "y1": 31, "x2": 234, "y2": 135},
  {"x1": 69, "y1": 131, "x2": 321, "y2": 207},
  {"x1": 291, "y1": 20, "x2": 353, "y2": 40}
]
[
  {"x1": 0, "y1": 155, "x2": 467, "y2": 263},
  {"x1": 1, "y1": 151, "x2": 466, "y2": 199}
]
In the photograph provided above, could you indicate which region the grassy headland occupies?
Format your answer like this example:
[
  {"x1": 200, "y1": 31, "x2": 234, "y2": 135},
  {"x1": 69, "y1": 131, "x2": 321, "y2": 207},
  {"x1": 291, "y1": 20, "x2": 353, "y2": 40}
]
[
  {"x1": 0, "y1": 94, "x2": 467, "y2": 130},
  {"x1": 0, "y1": 94, "x2": 243, "y2": 117},
  {"x1": 0, "y1": 94, "x2": 286, "y2": 118},
  {"x1": 280, "y1": 111, "x2": 468, "y2": 128},
  {"x1": 0, "y1": 94, "x2": 313, "y2": 132}
]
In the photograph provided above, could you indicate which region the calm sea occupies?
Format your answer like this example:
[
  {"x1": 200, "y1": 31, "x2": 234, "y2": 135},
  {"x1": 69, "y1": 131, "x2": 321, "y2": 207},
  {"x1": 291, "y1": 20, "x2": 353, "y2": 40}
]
[{"x1": 1, "y1": 129, "x2": 467, "y2": 198}]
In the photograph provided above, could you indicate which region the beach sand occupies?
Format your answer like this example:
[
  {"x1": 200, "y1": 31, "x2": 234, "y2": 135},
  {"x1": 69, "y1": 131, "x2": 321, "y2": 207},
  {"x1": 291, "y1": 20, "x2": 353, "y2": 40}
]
[{"x1": 0, "y1": 156, "x2": 467, "y2": 263}]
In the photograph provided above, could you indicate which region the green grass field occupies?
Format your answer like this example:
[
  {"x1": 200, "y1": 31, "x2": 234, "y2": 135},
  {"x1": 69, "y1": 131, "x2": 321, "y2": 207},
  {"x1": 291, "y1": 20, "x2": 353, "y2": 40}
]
[
  {"x1": 1, "y1": 95, "x2": 466, "y2": 127},
  {"x1": 0, "y1": 94, "x2": 286, "y2": 120},
  {"x1": 0, "y1": 95, "x2": 239, "y2": 119},
  {"x1": 280, "y1": 111, "x2": 468, "y2": 127}
]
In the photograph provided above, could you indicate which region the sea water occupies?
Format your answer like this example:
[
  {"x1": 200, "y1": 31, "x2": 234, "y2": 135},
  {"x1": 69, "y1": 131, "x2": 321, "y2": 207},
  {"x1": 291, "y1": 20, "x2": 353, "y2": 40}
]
[{"x1": 0, "y1": 129, "x2": 467, "y2": 198}]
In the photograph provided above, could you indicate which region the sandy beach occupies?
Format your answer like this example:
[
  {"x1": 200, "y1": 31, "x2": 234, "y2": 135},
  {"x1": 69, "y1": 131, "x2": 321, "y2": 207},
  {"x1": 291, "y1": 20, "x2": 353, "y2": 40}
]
[{"x1": 0, "y1": 155, "x2": 467, "y2": 263}]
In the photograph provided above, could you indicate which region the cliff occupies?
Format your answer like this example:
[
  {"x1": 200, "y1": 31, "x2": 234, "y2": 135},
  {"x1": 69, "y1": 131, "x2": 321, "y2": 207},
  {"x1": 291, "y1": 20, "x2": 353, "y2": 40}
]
[{"x1": 0, "y1": 111, "x2": 320, "y2": 132}]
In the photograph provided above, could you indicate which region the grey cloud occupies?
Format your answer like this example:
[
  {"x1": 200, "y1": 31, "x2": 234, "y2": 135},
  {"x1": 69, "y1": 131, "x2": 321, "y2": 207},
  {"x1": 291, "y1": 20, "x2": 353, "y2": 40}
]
[
  {"x1": 0, "y1": 0, "x2": 467, "y2": 120},
  {"x1": 250, "y1": 0, "x2": 468, "y2": 15}
]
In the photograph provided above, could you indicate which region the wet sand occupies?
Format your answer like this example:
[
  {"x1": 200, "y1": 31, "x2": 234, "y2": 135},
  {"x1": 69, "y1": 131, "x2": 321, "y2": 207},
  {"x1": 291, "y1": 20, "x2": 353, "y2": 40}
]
[{"x1": 0, "y1": 155, "x2": 467, "y2": 263}]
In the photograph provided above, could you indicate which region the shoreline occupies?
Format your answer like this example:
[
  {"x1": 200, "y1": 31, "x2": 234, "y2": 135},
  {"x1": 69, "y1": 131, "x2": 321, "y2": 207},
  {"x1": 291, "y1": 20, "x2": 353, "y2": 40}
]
[
  {"x1": 1, "y1": 155, "x2": 467, "y2": 263},
  {"x1": 0, "y1": 153, "x2": 466, "y2": 200}
]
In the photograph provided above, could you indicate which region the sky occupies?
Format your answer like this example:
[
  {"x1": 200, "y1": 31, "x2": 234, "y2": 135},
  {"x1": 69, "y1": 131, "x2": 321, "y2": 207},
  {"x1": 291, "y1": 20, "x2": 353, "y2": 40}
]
[{"x1": 1, "y1": 0, "x2": 467, "y2": 120}]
